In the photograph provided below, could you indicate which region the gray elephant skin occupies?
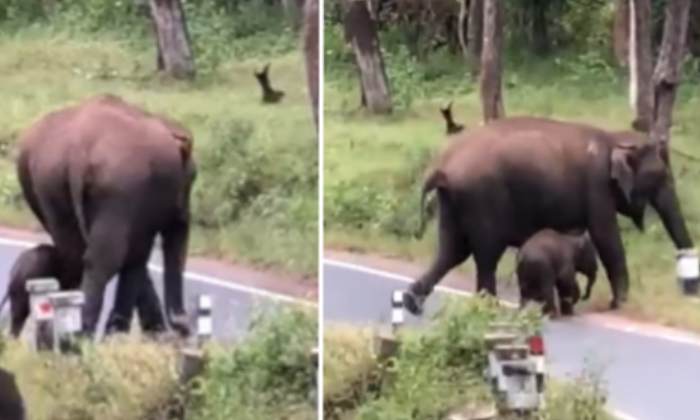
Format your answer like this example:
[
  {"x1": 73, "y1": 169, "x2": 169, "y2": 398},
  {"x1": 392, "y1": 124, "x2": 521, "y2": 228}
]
[
  {"x1": 516, "y1": 229, "x2": 598, "y2": 316},
  {"x1": 406, "y1": 115, "x2": 694, "y2": 315},
  {"x1": 13, "y1": 93, "x2": 197, "y2": 337}
]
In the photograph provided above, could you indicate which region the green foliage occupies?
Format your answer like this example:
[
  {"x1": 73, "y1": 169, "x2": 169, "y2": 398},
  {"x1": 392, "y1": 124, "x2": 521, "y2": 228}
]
[
  {"x1": 1, "y1": 306, "x2": 317, "y2": 420},
  {"x1": 0, "y1": 0, "x2": 317, "y2": 277},
  {"x1": 0, "y1": 0, "x2": 300, "y2": 76},
  {"x1": 324, "y1": 297, "x2": 611, "y2": 420},
  {"x1": 324, "y1": 0, "x2": 700, "y2": 327},
  {"x1": 189, "y1": 304, "x2": 318, "y2": 420}
]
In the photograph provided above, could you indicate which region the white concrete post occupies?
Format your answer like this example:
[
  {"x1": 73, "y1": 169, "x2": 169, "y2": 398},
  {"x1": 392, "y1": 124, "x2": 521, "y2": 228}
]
[
  {"x1": 25, "y1": 279, "x2": 59, "y2": 352},
  {"x1": 48, "y1": 291, "x2": 85, "y2": 354},
  {"x1": 676, "y1": 248, "x2": 700, "y2": 296}
]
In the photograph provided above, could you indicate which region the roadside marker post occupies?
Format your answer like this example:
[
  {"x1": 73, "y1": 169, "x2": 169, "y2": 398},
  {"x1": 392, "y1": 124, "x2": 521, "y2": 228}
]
[
  {"x1": 195, "y1": 294, "x2": 213, "y2": 347},
  {"x1": 390, "y1": 290, "x2": 405, "y2": 333},
  {"x1": 483, "y1": 323, "x2": 546, "y2": 416},
  {"x1": 26, "y1": 279, "x2": 59, "y2": 352},
  {"x1": 676, "y1": 248, "x2": 700, "y2": 297},
  {"x1": 48, "y1": 291, "x2": 85, "y2": 355},
  {"x1": 309, "y1": 346, "x2": 319, "y2": 406},
  {"x1": 374, "y1": 290, "x2": 406, "y2": 360}
]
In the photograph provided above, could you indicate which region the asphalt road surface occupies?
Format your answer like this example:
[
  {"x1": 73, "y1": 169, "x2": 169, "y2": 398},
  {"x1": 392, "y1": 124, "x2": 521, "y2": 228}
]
[
  {"x1": 0, "y1": 236, "x2": 312, "y2": 342},
  {"x1": 324, "y1": 259, "x2": 700, "y2": 420}
]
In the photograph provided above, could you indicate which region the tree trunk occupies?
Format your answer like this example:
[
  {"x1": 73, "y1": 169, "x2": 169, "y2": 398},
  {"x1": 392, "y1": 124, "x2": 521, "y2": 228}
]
[
  {"x1": 479, "y1": 0, "x2": 504, "y2": 123},
  {"x1": 613, "y1": 0, "x2": 630, "y2": 68},
  {"x1": 467, "y1": 0, "x2": 484, "y2": 76},
  {"x1": 650, "y1": 0, "x2": 691, "y2": 157},
  {"x1": 302, "y1": 0, "x2": 319, "y2": 134},
  {"x1": 531, "y1": 0, "x2": 550, "y2": 56},
  {"x1": 688, "y1": 0, "x2": 700, "y2": 62},
  {"x1": 343, "y1": 0, "x2": 393, "y2": 114},
  {"x1": 629, "y1": 0, "x2": 653, "y2": 132},
  {"x1": 148, "y1": 0, "x2": 196, "y2": 80}
]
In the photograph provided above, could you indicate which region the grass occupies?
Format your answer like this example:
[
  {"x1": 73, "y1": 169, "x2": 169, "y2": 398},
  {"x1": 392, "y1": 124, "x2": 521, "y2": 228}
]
[
  {"x1": 0, "y1": 303, "x2": 318, "y2": 420},
  {"x1": 0, "y1": 3, "x2": 318, "y2": 279},
  {"x1": 323, "y1": 296, "x2": 613, "y2": 420},
  {"x1": 323, "y1": 22, "x2": 700, "y2": 330}
]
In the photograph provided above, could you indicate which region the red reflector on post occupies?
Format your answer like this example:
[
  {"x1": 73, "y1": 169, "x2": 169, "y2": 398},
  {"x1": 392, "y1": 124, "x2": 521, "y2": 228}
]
[
  {"x1": 38, "y1": 301, "x2": 53, "y2": 315},
  {"x1": 528, "y1": 334, "x2": 545, "y2": 355}
]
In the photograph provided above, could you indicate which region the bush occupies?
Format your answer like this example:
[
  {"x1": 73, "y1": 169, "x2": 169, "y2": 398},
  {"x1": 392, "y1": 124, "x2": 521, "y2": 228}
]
[
  {"x1": 323, "y1": 296, "x2": 612, "y2": 420},
  {"x1": 185, "y1": 303, "x2": 318, "y2": 420},
  {"x1": 0, "y1": 304, "x2": 317, "y2": 420}
]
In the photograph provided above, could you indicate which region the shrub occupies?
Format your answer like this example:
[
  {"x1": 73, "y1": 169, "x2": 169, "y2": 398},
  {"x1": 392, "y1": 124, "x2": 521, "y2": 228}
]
[{"x1": 323, "y1": 296, "x2": 612, "y2": 420}]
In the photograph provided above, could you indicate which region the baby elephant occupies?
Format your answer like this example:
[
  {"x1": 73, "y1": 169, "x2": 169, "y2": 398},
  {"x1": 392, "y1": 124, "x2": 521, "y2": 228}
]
[
  {"x1": 0, "y1": 244, "x2": 166, "y2": 338},
  {"x1": 516, "y1": 229, "x2": 598, "y2": 316}
]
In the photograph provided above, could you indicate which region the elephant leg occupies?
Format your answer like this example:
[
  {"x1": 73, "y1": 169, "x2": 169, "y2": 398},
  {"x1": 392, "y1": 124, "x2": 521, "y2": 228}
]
[
  {"x1": 134, "y1": 276, "x2": 167, "y2": 336},
  {"x1": 6, "y1": 245, "x2": 64, "y2": 337},
  {"x1": 80, "y1": 210, "x2": 129, "y2": 337},
  {"x1": 406, "y1": 195, "x2": 470, "y2": 316},
  {"x1": 160, "y1": 217, "x2": 190, "y2": 337},
  {"x1": 106, "y1": 264, "x2": 166, "y2": 336},
  {"x1": 9, "y1": 296, "x2": 30, "y2": 338},
  {"x1": 541, "y1": 278, "x2": 558, "y2": 317},
  {"x1": 587, "y1": 203, "x2": 629, "y2": 309},
  {"x1": 556, "y1": 281, "x2": 576, "y2": 316},
  {"x1": 472, "y1": 240, "x2": 507, "y2": 297}
]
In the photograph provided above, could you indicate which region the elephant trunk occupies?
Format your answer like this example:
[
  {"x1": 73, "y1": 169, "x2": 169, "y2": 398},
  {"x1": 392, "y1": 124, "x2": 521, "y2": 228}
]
[{"x1": 651, "y1": 182, "x2": 694, "y2": 250}]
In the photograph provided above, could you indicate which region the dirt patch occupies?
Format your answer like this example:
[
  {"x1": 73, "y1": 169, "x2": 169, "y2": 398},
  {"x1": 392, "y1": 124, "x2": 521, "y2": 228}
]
[{"x1": 0, "y1": 225, "x2": 318, "y2": 303}]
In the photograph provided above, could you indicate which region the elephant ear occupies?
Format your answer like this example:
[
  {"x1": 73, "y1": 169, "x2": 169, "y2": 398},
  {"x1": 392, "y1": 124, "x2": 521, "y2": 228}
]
[{"x1": 610, "y1": 143, "x2": 636, "y2": 203}]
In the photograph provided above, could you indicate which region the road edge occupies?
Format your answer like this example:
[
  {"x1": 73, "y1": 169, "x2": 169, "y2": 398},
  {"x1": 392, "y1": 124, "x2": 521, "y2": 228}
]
[
  {"x1": 323, "y1": 258, "x2": 644, "y2": 420},
  {"x1": 324, "y1": 250, "x2": 700, "y2": 347},
  {"x1": 0, "y1": 226, "x2": 318, "y2": 306}
]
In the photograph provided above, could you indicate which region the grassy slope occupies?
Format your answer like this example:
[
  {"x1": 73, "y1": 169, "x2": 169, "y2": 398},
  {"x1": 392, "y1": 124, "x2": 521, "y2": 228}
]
[
  {"x1": 1, "y1": 304, "x2": 318, "y2": 420},
  {"x1": 0, "y1": 22, "x2": 318, "y2": 278},
  {"x1": 324, "y1": 52, "x2": 700, "y2": 330},
  {"x1": 323, "y1": 298, "x2": 613, "y2": 420}
]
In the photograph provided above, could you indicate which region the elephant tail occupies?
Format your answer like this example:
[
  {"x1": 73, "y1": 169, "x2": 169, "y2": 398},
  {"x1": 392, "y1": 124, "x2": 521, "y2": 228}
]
[
  {"x1": 415, "y1": 169, "x2": 448, "y2": 239},
  {"x1": 0, "y1": 291, "x2": 9, "y2": 318}
]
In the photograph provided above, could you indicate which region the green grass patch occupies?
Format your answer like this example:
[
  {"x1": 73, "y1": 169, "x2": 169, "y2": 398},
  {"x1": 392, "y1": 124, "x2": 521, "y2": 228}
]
[
  {"x1": 0, "y1": 2, "x2": 317, "y2": 279},
  {"x1": 323, "y1": 296, "x2": 612, "y2": 420},
  {"x1": 323, "y1": 19, "x2": 700, "y2": 329},
  {"x1": 0, "y1": 303, "x2": 317, "y2": 420}
]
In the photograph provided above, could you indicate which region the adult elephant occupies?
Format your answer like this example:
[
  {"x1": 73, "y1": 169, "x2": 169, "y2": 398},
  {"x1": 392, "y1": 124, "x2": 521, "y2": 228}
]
[
  {"x1": 405, "y1": 115, "x2": 694, "y2": 315},
  {"x1": 15, "y1": 93, "x2": 196, "y2": 337}
]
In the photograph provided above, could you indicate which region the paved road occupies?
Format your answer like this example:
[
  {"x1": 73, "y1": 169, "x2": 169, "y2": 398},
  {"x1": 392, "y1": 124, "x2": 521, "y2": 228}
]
[
  {"x1": 0, "y1": 237, "x2": 312, "y2": 342},
  {"x1": 324, "y1": 259, "x2": 700, "y2": 420}
]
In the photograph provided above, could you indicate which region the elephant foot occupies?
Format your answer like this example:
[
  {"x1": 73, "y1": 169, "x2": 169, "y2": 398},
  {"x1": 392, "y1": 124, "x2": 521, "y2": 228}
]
[
  {"x1": 403, "y1": 290, "x2": 426, "y2": 316},
  {"x1": 169, "y1": 312, "x2": 191, "y2": 338},
  {"x1": 608, "y1": 299, "x2": 622, "y2": 310},
  {"x1": 104, "y1": 313, "x2": 132, "y2": 337},
  {"x1": 559, "y1": 300, "x2": 575, "y2": 317}
]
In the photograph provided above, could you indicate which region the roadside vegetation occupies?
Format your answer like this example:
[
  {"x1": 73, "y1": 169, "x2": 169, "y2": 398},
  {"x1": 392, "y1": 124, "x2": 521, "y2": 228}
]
[
  {"x1": 0, "y1": 0, "x2": 318, "y2": 279},
  {"x1": 323, "y1": 297, "x2": 612, "y2": 420},
  {"x1": 323, "y1": 0, "x2": 700, "y2": 331},
  {"x1": 0, "y1": 303, "x2": 317, "y2": 420}
]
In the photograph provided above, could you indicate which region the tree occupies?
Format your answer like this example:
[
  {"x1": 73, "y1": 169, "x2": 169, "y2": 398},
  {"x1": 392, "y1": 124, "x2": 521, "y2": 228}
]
[
  {"x1": 303, "y1": 0, "x2": 319, "y2": 133},
  {"x1": 649, "y1": 0, "x2": 691, "y2": 156},
  {"x1": 530, "y1": 0, "x2": 550, "y2": 56},
  {"x1": 479, "y1": 0, "x2": 504, "y2": 123},
  {"x1": 148, "y1": 0, "x2": 196, "y2": 80},
  {"x1": 628, "y1": 0, "x2": 653, "y2": 131},
  {"x1": 613, "y1": 0, "x2": 630, "y2": 68},
  {"x1": 343, "y1": 0, "x2": 393, "y2": 114},
  {"x1": 465, "y1": 0, "x2": 483, "y2": 76}
]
